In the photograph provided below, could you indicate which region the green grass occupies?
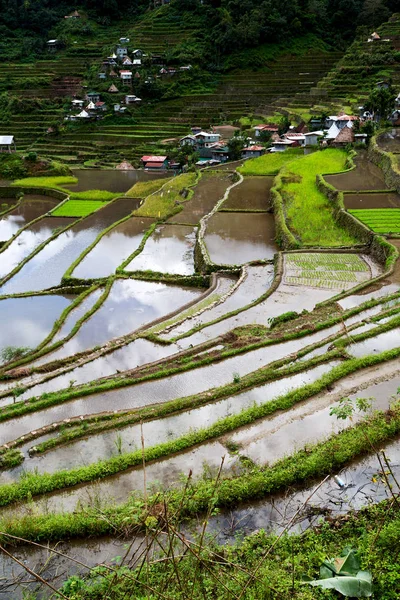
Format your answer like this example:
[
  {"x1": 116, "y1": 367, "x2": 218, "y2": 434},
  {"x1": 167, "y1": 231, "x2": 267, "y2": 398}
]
[
  {"x1": 349, "y1": 209, "x2": 400, "y2": 234},
  {"x1": 11, "y1": 176, "x2": 77, "y2": 190},
  {"x1": 52, "y1": 200, "x2": 106, "y2": 217},
  {"x1": 68, "y1": 190, "x2": 119, "y2": 202},
  {"x1": 125, "y1": 177, "x2": 171, "y2": 198},
  {"x1": 282, "y1": 149, "x2": 358, "y2": 246},
  {"x1": 134, "y1": 172, "x2": 198, "y2": 218},
  {"x1": 238, "y1": 148, "x2": 303, "y2": 176}
]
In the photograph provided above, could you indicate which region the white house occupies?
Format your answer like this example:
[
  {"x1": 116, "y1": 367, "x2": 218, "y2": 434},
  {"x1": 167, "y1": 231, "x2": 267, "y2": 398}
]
[
  {"x1": 71, "y1": 99, "x2": 84, "y2": 108},
  {"x1": 325, "y1": 123, "x2": 340, "y2": 141},
  {"x1": 116, "y1": 39, "x2": 129, "y2": 58},
  {"x1": 132, "y1": 49, "x2": 144, "y2": 58},
  {"x1": 133, "y1": 59, "x2": 142, "y2": 67},
  {"x1": 303, "y1": 131, "x2": 324, "y2": 147},
  {"x1": 0, "y1": 136, "x2": 16, "y2": 153},
  {"x1": 122, "y1": 56, "x2": 132, "y2": 66},
  {"x1": 125, "y1": 95, "x2": 141, "y2": 104},
  {"x1": 120, "y1": 70, "x2": 132, "y2": 83},
  {"x1": 194, "y1": 131, "x2": 221, "y2": 147},
  {"x1": 179, "y1": 135, "x2": 197, "y2": 147},
  {"x1": 271, "y1": 139, "x2": 296, "y2": 152}
]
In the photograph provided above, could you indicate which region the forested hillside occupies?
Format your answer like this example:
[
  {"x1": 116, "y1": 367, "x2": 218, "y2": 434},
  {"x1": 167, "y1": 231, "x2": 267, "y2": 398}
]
[{"x1": 1, "y1": 0, "x2": 398, "y2": 62}]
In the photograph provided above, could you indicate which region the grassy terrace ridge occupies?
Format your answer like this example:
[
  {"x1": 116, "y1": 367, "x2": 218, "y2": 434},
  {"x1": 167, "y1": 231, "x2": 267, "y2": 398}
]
[
  {"x1": 238, "y1": 148, "x2": 304, "y2": 176},
  {"x1": 280, "y1": 149, "x2": 358, "y2": 246},
  {"x1": 11, "y1": 175, "x2": 78, "y2": 190},
  {"x1": 125, "y1": 177, "x2": 171, "y2": 199},
  {"x1": 134, "y1": 171, "x2": 199, "y2": 219}
]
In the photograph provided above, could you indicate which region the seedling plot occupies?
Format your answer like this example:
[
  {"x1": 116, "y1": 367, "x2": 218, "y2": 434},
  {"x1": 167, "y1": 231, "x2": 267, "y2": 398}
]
[
  {"x1": 349, "y1": 209, "x2": 400, "y2": 233},
  {"x1": 52, "y1": 200, "x2": 107, "y2": 218},
  {"x1": 284, "y1": 253, "x2": 370, "y2": 290}
]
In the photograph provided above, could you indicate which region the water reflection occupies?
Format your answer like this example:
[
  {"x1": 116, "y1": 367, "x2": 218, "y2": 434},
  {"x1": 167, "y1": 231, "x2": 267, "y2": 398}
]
[{"x1": 0, "y1": 195, "x2": 59, "y2": 241}]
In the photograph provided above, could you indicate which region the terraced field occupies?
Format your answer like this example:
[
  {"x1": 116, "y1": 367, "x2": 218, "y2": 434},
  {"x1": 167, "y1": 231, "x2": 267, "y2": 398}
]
[{"x1": 0, "y1": 147, "x2": 399, "y2": 598}]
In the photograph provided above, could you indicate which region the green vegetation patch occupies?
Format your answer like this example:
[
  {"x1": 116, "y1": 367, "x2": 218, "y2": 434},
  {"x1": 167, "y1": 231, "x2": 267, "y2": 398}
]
[
  {"x1": 11, "y1": 176, "x2": 77, "y2": 190},
  {"x1": 125, "y1": 177, "x2": 171, "y2": 199},
  {"x1": 282, "y1": 150, "x2": 358, "y2": 246},
  {"x1": 238, "y1": 149, "x2": 303, "y2": 176},
  {"x1": 349, "y1": 208, "x2": 400, "y2": 234},
  {"x1": 68, "y1": 190, "x2": 119, "y2": 202},
  {"x1": 134, "y1": 172, "x2": 198, "y2": 219},
  {"x1": 52, "y1": 200, "x2": 106, "y2": 218},
  {"x1": 284, "y1": 252, "x2": 370, "y2": 290}
]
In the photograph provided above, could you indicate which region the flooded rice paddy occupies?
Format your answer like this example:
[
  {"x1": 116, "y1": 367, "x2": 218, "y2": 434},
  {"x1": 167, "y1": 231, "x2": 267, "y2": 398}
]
[
  {"x1": 377, "y1": 130, "x2": 400, "y2": 153},
  {"x1": 71, "y1": 215, "x2": 151, "y2": 279},
  {"x1": 221, "y1": 176, "x2": 273, "y2": 211},
  {"x1": 0, "y1": 217, "x2": 74, "y2": 279},
  {"x1": 344, "y1": 191, "x2": 400, "y2": 209},
  {"x1": 0, "y1": 194, "x2": 59, "y2": 242},
  {"x1": 68, "y1": 168, "x2": 169, "y2": 193},
  {"x1": 0, "y1": 198, "x2": 136, "y2": 294},
  {"x1": 325, "y1": 152, "x2": 388, "y2": 190},
  {"x1": 126, "y1": 224, "x2": 196, "y2": 274},
  {"x1": 204, "y1": 212, "x2": 277, "y2": 264},
  {"x1": 169, "y1": 171, "x2": 232, "y2": 224},
  {"x1": 0, "y1": 294, "x2": 73, "y2": 358}
]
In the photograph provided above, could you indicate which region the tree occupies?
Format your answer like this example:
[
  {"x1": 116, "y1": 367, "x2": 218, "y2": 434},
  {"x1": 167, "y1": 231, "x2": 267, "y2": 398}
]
[
  {"x1": 278, "y1": 115, "x2": 290, "y2": 136},
  {"x1": 365, "y1": 85, "x2": 397, "y2": 121},
  {"x1": 227, "y1": 133, "x2": 246, "y2": 160}
]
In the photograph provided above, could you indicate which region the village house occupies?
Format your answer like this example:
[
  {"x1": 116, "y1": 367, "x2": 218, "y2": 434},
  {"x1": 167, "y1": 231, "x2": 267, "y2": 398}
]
[
  {"x1": 108, "y1": 84, "x2": 119, "y2": 93},
  {"x1": 114, "y1": 104, "x2": 127, "y2": 114},
  {"x1": 125, "y1": 94, "x2": 142, "y2": 104},
  {"x1": 133, "y1": 59, "x2": 142, "y2": 67},
  {"x1": 116, "y1": 38, "x2": 130, "y2": 58},
  {"x1": 194, "y1": 131, "x2": 221, "y2": 147},
  {"x1": 86, "y1": 91, "x2": 101, "y2": 103},
  {"x1": 64, "y1": 10, "x2": 80, "y2": 19},
  {"x1": 141, "y1": 155, "x2": 168, "y2": 170},
  {"x1": 116, "y1": 160, "x2": 134, "y2": 170},
  {"x1": 47, "y1": 39, "x2": 59, "y2": 52},
  {"x1": 120, "y1": 70, "x2": 132, "y2": 83},
  {"x1": 0, "y1": 136, "x2": 16, "y2": 153},
  {"x1": 368, "y1": 31, "x2": 380, "y2": 42},
  {"x1": 179, "y1": 135, "x2": 197, "y2": 147},
  {"x1": 241, "y1": 145, "x2": 266, "y2": 159},
  {"x1": 132, "y1": 49, "x2": 144, "y2": 59},
  {"x1": 254, "y1": 124, "x2": 279, "y2": 137},
  {"x1": 272, "y1": 139, "x2": 298, "y2": 152},
  {"x1": 95, "y1": 101, "x2": 107, "y2": 112},
  {"x1": 98, "y1": 72, "x2": 107, "y2": 80},
  {"x1": 283, "y1": 132, "x2": 305, "y2": 147},
  {"x1": 303, "y1": 131, "x2": 324, "y2": 147},
  {"x1": 71, "y1": 99, "x2": 84, "y2": 108},
  {"x1": 210, "y1": 143, "x2": 230, "y2": 162},
  {"x1": 122, "y1": 57, "x2": 132, "y2": 66},
  {"x1": 331, "y1": 126, "x2": 355, "y2": 147}
]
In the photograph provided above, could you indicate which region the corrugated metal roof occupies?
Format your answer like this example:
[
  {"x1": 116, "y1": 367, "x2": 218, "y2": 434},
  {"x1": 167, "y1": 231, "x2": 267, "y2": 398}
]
[{"x1": 0, "y1": 136, "x2": 14, "y2": 145}]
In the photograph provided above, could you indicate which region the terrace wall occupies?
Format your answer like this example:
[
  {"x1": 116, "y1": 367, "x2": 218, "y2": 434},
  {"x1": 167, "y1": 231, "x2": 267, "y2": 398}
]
[
  {"x1": 368, "y1": 134, "x2": 400, "y2": 194},
  {"x1": 0, "y1": 187, "x2": 68, "y2": 201}
]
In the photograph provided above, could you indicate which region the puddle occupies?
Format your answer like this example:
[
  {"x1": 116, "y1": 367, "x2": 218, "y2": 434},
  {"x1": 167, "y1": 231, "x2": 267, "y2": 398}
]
[
  {"x1": 126, "y1": 224, "x2": 196, "y2": 275},
  {"x1": 221, "y1": 176, "x2": 273, "y2": 211},
  {"x1": 28, "y1": 279, "x2": 200, "y2": 367},
  {"x1": 0, "y1": 294, "x2": 73, "y2": 359},
  {"x1": 348, "y1": 327, "x2": 400, "y2": 358},
  {"x1": 0, "y1": 195, "x2": 60, "y2": 242},
  {"x1": 71, "y1": 215, "x2": 151, "y2": 279},
  {"x1": 5, "y1": 362, "x2": 339, "y2": 480},
  {"x1": 68, "y1": 169, "x2": 169, "y2": 193},
  {"x1": 325, "y1": 152, "x2": 387, "y2": 191},
  {"x1": 0, "y1": 199, "x2": 136, "y2": 294},
  {"x1": 204, "y1": 212, "x2": 277, "y2": 265},
  {"x1": 169, "y1": 172, "x2": 232, "y2": 225},
  {"x1": 0, "y1": 217, "x2": 75, "y2": 280},
  {"x1": 162, "y1": 264, "x2": 275, "y2": 340},
  {"x1": 344, "y1": 192, "x2": 400, "y2": 209}
]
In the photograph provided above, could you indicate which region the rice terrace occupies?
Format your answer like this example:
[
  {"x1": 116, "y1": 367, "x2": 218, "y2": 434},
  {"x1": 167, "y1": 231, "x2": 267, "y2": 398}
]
[{"x1": 1, "y1": 1, "x2": 400, "y2": 598}]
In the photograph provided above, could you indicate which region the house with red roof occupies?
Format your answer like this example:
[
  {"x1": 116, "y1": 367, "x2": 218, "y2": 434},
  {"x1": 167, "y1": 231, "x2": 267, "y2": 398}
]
[
  {"x1": 242, "y1": 145, "x2": 266, "y2": 158},
  {"x1": 141, "y1": 155, "x2": 168, "y2": 170}
]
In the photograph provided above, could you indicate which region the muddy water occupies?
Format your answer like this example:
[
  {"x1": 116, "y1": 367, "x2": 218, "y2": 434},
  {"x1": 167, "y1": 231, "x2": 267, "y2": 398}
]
[
  {"x1": 0, "y1": 195, "x2": 59, "y2": 242},
  {"x1": 5, "y1": 362, "x2": 339, "y2": 480},
  {"x1": 377, "y1": 131, "x2": 400, "y2": 153},
  {"x1": 325, "y1": 153, "x2": 387, "y2": 191},
  {"x1": 126, "y1": 224, "x2": 196, "y2": 275},
  {"x1": 0, "y1": 199, "x2": 136, "y2": 294},
  {"x1": 338, "y1": 283, "x2": 400, "y2": 310},
  {"x1": 162, "y1": 264, "x2": 275, "y2": 340},
  {"x1": 0, "y1": 217, "x2": 74, "y2": 279},
  {"x1": 0, "y1": 197, "x2": 17, "y2": 213},
  {"x1": 0, "y1": 294, "x2": 73, "y2": 358},
  {"x1": 68, "y1": 169, "x2": 169, "y2": 193},
  {"x1": 72, "y1": 215, "x2": 152, "y2": 279},
  {"x1": 388, "y1": 238, "x2": 400, "y2": 284},
  {"x1": 168, "y1": 172, "x2": 232, "y2": 225},
  {"x1": 344, "y1": 192, "x2": 400, "y2": 209},
  {"x1": 208, "y1": 376, "x2": 400, "y2": 540},
  {"x1": 229, "y1": 374, "x2": 399, "y2": 465},
  {"x1": 205, "y1": 212, "x2": 277, "y2": 265},
  {"x1": 0, "y1": 328, "x2": 346, "y2": 444},
  {"x1": 348, "y1": 326, "x2": 400, "y2": 357},
  {"x1": 14, "y1": 339, "x2": 176, "y2": 401},
  {"x1": 222, "y1": 176, "x2": 273, "y2": 211},
  {"x1": 50, "y1": 288, "x2": 104, "y2": 344},
  {"x1": 24, "y1": 279, "x2": 200, "y2": 368},
  {"x1": 178, "y1": 282, "x2": 336, "y2": 349}
]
